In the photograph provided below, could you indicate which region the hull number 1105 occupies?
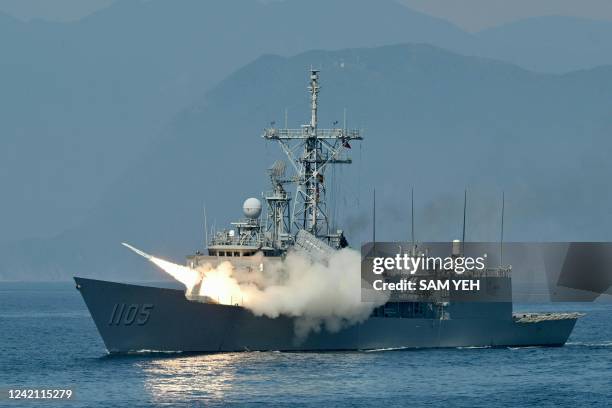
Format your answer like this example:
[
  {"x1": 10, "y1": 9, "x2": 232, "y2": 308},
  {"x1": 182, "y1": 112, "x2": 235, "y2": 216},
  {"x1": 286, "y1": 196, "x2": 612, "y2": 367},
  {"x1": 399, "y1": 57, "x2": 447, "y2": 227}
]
[{"x1": 108, "y1": 303, "x2": 153, "y2": 326}]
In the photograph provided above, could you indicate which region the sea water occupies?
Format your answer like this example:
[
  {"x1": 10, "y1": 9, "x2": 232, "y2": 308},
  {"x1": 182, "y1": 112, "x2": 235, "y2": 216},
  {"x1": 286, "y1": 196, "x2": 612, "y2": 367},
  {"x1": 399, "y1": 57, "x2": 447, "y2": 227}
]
[{"x1": 1, "y1": 282, "x2": 611, "y2": 407}]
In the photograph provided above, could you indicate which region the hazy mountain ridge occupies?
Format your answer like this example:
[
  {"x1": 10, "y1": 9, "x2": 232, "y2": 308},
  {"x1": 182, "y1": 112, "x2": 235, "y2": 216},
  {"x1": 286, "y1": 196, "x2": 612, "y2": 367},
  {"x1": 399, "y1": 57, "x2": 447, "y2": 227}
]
[
  {"x1": 0, "y1": 0, "x2": 468, "y2": 243},
  {"x1": 3, "y1": 43, "x2": 612, "y2": 280},
  {"x1": 4, "y1": 0, "x2": 612, "y2": 245}
]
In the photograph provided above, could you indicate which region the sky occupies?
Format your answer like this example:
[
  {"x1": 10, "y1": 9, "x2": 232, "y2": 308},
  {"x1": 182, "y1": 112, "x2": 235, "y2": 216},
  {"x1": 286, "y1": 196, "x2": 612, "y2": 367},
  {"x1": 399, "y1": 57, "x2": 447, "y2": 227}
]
[
  {"x1": 399, "y1": 0, "x2": 612, "y2": 31},
  {"x1": 2, "y1": 0, "x2": 612, "y2": 31},
  {"x1": 0, "y1": 0, "x2": 114, "y2": 22}
]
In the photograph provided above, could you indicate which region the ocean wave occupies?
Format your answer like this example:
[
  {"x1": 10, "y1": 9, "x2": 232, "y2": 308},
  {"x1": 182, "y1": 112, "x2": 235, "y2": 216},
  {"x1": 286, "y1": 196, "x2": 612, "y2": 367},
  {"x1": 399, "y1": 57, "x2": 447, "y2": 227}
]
[
  {"x1": 0, "y1": 311, "x2": 89, "y2": 318},
  {"x1": 363, "y1": 346, "x2": 412, "y2": 352},
  {"x1": 456, "y1": 345, "x2": 492, "y2": 350},
  {"x1": 566, "y1": 341, "x2": 612, "y2": 347},
  {"x1": 125, "y1": 349, "x2": 184, "y2": 355}
]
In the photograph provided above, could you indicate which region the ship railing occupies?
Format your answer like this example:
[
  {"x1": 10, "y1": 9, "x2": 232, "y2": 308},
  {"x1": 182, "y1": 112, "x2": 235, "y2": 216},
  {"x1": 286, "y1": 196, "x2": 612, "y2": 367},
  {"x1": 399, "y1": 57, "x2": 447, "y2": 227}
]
[
  {"x1": 401, "y1": 266, "x2": 511, "y2": 278},
  {"x1": 263, "y1": 128, "x2": 363, "y2": 140},
  {"x1": 264, "y1": 191, "x2": 289, "y2": 200},
  {"x1": 452, "y1": 267, "x2": 511, "y2": 278},
  {"x1": 209, "y1": 235, "x2": 263, "y2": 247},
  {"x1": 432, "y1": 267, "x2": 512, "y2": 278},
  {"x1": 391, "y1": 292, "x2": 450, "y2": 303}
]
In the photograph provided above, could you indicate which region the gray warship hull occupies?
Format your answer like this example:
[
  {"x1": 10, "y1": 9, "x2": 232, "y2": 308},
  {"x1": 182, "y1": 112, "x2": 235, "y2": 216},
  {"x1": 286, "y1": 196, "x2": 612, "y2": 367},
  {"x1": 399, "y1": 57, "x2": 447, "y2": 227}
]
[{"x1": 75, "y1": 277, "x2": 579, "y2": 353}]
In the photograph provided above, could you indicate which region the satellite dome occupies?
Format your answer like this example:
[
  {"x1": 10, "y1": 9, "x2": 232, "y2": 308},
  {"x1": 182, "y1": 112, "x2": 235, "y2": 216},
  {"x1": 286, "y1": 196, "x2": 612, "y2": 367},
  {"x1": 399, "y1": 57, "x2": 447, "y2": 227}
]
[{"x1": 243, "y1": 198, "x2": 262, "y2": 219}]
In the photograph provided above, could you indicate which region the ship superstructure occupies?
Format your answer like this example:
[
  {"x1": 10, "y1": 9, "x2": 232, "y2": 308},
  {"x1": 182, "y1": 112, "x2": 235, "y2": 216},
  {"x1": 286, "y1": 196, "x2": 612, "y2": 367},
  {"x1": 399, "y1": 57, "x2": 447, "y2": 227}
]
[{"x1": 203, "y1": 69, "x2": 358, "y2": 262}]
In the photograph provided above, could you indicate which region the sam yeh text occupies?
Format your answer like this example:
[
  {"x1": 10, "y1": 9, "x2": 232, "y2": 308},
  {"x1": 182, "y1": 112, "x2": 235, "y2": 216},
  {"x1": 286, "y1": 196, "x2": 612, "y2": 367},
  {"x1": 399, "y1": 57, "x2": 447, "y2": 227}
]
[{"x1": 373, "y1": 279, "x2": 480, "y2": 292}]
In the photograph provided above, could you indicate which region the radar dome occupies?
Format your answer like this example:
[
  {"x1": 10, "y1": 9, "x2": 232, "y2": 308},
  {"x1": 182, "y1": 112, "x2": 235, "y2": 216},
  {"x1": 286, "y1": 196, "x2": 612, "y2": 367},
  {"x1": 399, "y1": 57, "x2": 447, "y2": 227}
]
[{"x1": 243, "y1": 198, "x2": 262, "y2": 219}]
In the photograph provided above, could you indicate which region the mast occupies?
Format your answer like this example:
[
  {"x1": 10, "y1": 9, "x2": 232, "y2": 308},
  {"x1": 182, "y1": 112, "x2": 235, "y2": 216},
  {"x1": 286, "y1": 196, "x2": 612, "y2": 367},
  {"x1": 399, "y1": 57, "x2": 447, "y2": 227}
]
[
  {"x1": 203, "y1": 203, "x2": 208, "y2": 248},
  {"x1": 500, "y1": 192, "x2": 505, "y2": 266},
  {"x1": 305, "y1": 69, "x2": 319, "y2": 234},
  {"x1": 263, "y1": 69, "x2": 363, "y2": 246},
  {"x1": 462, "y1": 189, "x2": 467, "y2": 255},
  {"x1": 411, "y1": 188, "x2": 415, "y2": 245},
  {"x1": 310, "y1": 69, "x2": 318, "y2": 130},
  {"x1": 372, "y1": 188, "x2": 376, "y2": 255}
]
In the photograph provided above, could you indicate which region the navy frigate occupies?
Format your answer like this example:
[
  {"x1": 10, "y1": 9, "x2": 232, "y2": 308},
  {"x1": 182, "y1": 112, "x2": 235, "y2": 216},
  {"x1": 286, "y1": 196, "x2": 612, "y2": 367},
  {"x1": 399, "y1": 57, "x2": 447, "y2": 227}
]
[{"x1": 75, "y1": 70, "x2": 582, "y2": 353}]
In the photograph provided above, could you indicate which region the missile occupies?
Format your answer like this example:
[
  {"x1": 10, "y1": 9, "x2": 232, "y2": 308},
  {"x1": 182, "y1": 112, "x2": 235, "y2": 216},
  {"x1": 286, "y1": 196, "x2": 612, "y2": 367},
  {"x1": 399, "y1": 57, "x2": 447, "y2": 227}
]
[{"x1": 121, "y1": 242, "x2": 153, "y2": 260}]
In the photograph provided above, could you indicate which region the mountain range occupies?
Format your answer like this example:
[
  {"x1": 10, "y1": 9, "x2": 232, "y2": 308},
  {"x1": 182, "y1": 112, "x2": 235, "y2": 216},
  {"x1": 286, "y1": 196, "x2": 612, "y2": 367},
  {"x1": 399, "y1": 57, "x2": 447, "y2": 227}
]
[
  {"x1": 3, "y1": 0, "x2": 612, "y2": 280},
  {"x1": 3, "y1": 43, "x2": 612, "y2": 280}
]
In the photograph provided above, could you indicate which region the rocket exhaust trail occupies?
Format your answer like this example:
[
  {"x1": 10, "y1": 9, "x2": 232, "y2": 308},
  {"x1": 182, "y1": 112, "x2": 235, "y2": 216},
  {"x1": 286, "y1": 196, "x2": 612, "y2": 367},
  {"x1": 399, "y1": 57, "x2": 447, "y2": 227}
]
[
  {"x1": 121, "y1": 242, "x2": 153, "y2": 260},
  {"x1": 121, "y1": 242, "x2": 202, "y2": 293}
]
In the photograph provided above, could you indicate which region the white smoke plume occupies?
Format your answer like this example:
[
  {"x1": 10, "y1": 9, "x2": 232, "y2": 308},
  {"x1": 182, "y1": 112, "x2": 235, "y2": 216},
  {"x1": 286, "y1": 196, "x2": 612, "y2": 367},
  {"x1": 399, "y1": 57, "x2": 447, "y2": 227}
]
[
  {"x1": 239, "y1": 248, "x2": 388, "y2": 338},
  {"x1": 123, "y1": 243, "x2": 388, "y2": 339}
]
